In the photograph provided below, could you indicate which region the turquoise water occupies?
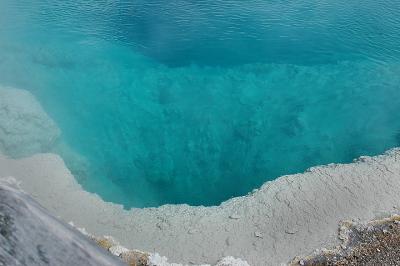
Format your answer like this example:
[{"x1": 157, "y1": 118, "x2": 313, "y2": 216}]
[{"x1": 1, "y1": 1, "x2": 400, "y2": 207}]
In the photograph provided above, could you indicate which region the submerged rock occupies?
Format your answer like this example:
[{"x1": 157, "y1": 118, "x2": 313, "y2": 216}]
[
  {"x1": 0, "y1": 86, "x2": 60, "y2": 157},
  {"x1": 0, "y1": 177, "x2": 125, "y2": 266}
]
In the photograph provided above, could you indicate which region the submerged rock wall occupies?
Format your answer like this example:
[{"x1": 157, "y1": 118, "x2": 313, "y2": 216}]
[{"x1": 0, "y1": 86, "x2": 60, "y2": 157}]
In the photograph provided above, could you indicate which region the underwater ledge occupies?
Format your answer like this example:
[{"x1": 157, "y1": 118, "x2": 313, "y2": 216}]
[{"x1": 1, "y1": 85, "x2": 400, "y2": 265}]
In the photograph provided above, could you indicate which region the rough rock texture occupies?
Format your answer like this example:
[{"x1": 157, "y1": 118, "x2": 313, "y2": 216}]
[
  {"x1": 290, "y1": 215, "x2": 400, "y2": 265},
  {"x1": 0, "y1": 177, "x2": 125, "y2": 266},
  {"x1": 0, "y1": 176, "x2": 247, "y2": 266},
  {"x1": 1, "y1": 149, "x2": 400, "y2": 265},
  {"x1": 85, "y1": 233, "x2": 249, "y2": 266},
  {"x1": 0, "y1": 86, "x2": 60, "y2": 157}
]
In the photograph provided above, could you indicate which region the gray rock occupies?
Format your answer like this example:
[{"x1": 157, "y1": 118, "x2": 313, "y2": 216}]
[{"x1": 0, "y1": 178, "x2": 125, "y2": 266}]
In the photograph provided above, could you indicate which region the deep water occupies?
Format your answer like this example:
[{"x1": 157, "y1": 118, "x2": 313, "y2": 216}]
[{"x1": 0, "y1": 0, "x2": 400, "y2": 207}]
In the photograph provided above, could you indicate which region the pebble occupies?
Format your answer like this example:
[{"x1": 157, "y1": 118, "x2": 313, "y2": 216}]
[
  {"x1": 109, "y1": 245, "x2": 130, "y2": 256},
  {"x1": 285, "y1": 230, "x2": 296, "y2": 235},
  {"x1": 254, "y1": 232, "x2": 263, "y2": 238}
]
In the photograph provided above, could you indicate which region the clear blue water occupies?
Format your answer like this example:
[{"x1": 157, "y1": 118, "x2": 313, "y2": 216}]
[{"x1": 1, "y1": 1, "x2": 400, "y2": 207}]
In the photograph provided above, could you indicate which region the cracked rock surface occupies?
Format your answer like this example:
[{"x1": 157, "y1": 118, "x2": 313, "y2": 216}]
[{"x1": 1, "y1": 148, "x2": 399, "y2": 265}]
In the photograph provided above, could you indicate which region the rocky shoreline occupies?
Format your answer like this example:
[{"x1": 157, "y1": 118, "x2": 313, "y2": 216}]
[
  {"x1": 3, "y1": 175, "x2": 400, "y2": 266},
  {"x1": 290, "y1": 215, "x2": 400, "y2": 265},
  {"x1": 2, "y1": 149, "x2": 400, "y2": 265}
]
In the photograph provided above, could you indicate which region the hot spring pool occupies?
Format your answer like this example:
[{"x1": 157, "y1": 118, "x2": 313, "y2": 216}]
[{"x1": 0, "y1": 0, "x2": 400, "y2": 207}]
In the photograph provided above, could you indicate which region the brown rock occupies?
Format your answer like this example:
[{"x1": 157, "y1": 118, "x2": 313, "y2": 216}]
[{"x1": 120, "y1": 250, "x2": 150, "y2": 266}]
